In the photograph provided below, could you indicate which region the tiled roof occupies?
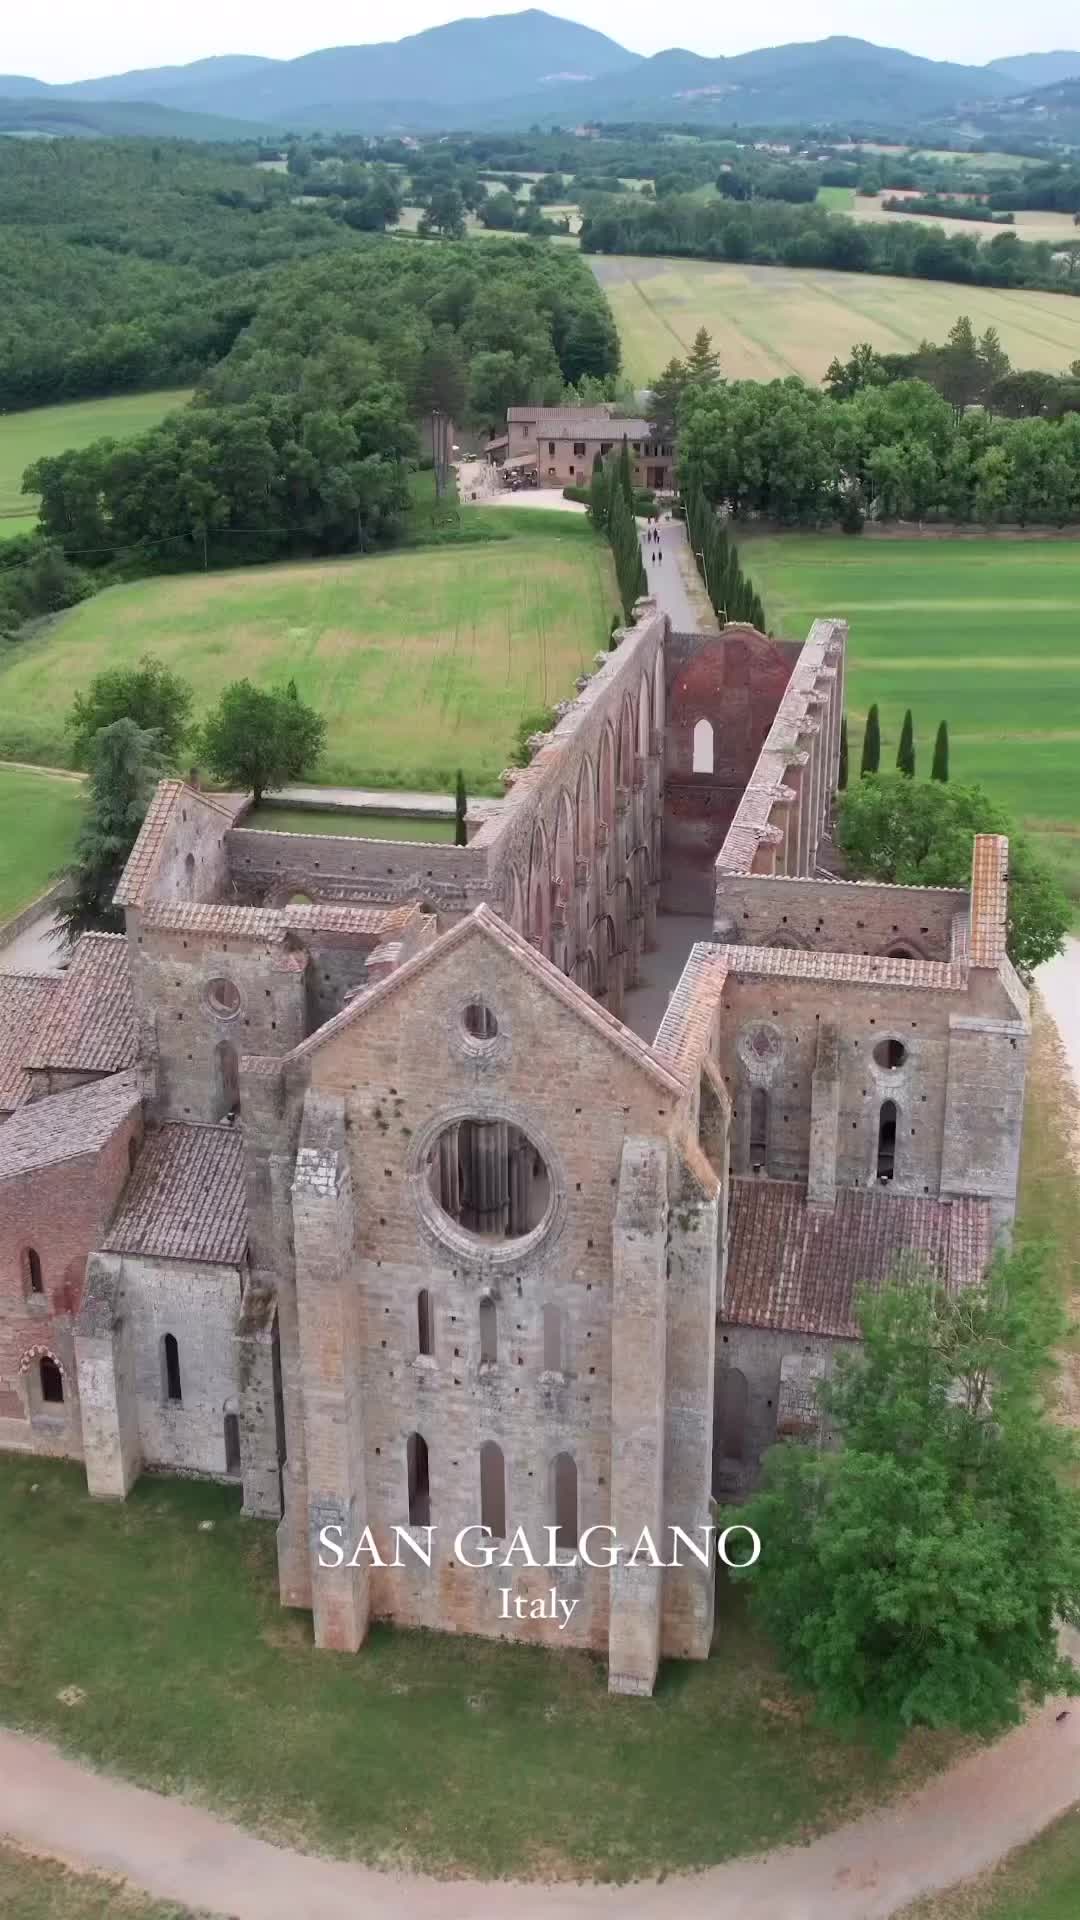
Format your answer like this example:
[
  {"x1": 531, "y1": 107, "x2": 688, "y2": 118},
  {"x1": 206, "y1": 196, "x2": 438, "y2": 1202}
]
[
  {"x1": 104, "y1": 1121, "x2": 247, "y2": 1266},
  {"x1": 0, "y1": 1070, "x2": 141, "y2": 1180},
  {"x1": 548, "y1": 419, "x2": 658, "y2": 442},
  {"x1": 969, "y1": 834, "x2": 1009, "y2": 969},
  {"x1": 652, "y1": 943, "x2": 728, "y2": 1076},
  {"x1": 139, "y1": 900, "x2": 416, "y2": 944},
  {"x1": 283, "y1": 903, "x2": 418, "y2": 937},
  {"x1": 717, "y1": 944, "x2": 966, "y2": 992},
  {"x1": 25, "y1": 933, "x2": 136, "y2": 1074},
  {"x1": 723, "y1": 1180, "x2": 991, "y2": 1338},
  {"x1": 113, "y1": 781, "x2": 242, "y2": 907},
  {"x1": 0, "y1": 973, "x2": 61, "y2": 1111},
  {"x1": 507, "y1": 405, "x2": 614, "y2": 424}
]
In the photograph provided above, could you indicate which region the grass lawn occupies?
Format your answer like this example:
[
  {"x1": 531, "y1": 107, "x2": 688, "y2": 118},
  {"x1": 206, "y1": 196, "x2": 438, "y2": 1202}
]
[
  {"x1": 0, "y1": 526, "x2": 616, "y2": 794},
  {"x1": 816, "y1": 185, "x2": 855, "y2": 211},
  {"x1": 0, "y1": 390, "x2": 191, "y2": 525},
  {"x1": 0, "y1": 1466, "x2": 959, "y2": 1883},
  {"x1": 903, "y1": 1808, "x2": 1080, "y2": 1918},
  {"x1": 743, "y1": 535, "x2": 1080, "y2": 918},
  {"x1": 247, "y1": 807, "x2": 456, "y2": 841},
  {"x1": 590, "y1": 255, "x2": 1080, "y2": 383},
  {"x1": 0, "y1": 766, "x2": 84, "y2": 922},
  {"x1": 0, "y1": 1846, "x2": 194, "y2": 1920},
  {"x1": 0, "y1": 514, "x2": 37, "y2": 542}
]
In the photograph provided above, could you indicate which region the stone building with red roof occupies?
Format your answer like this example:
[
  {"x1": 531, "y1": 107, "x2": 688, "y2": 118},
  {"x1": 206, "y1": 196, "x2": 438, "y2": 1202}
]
[{"x1": 0, "y1": 598, "x2": 1028, "y2": 1696}]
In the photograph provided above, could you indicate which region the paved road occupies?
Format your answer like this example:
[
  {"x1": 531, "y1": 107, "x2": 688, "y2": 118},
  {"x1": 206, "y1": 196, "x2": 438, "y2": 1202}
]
[
  {"x1": 3, "y1": 1669, "x2": 1080, "y2": 1920},
  {"x1": 640, "y1": 518, "x2": 717, "y2": 636},
  {"x1": 0, "y1": 910, "x2": 66, "y2": 974}
]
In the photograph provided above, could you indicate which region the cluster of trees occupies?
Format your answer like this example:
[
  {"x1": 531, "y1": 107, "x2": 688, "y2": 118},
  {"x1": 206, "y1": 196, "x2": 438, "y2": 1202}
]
[
  {"x1": 881, "y1": 194, "x2": 1015, "y2": 225},
  {"x1": 826, "y1": 323, "x2": 1080, "y2": 420},
  {"x1": 836, "y1": 773, "x2": 1068, "y2": 974},
  {"x1": 847, "y1": 704, "x2": 950, "y2": 786},
  {"x1": 62, "y1": 657, "x2": 326, "y2": 939},
  {"x1": 581, "y1": 193, "x2": 1080, "y2": 296},
  {"x1": 678, "y1": 352, "x2": 1080, "y2": 528},
  {"x1": 682, "y1": 475, "x2": 766, "y2": 629},
  {"x1": 587, "y1": 444, "x2": 646, "y2": 621},
  {"x1": 733, "y1": 1247, "x2": 1080, "y2": 1738},
  {"x1": 16, "y1": 240, "x2": 618, "y2": 585}
]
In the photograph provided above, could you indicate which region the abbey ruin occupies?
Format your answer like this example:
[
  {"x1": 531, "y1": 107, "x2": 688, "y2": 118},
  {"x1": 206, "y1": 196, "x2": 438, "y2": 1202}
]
[{"x1": 0, "y1": 601, "x2": 1027, "y2": 1697}]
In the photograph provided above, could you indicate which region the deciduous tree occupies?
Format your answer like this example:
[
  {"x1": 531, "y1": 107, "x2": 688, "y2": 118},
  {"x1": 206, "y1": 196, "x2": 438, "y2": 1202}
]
[
  {"x1": 68, "y1": 655, "x2": 193, "y2": 769},
  {"x1": 200, "y1": 680, "x2": 326, "y2": 806}
]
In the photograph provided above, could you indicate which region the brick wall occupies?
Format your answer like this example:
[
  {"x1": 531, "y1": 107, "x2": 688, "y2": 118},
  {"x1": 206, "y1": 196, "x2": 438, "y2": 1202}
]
[{"x1": 713, "y1": 874, "x2": 968, "y2": 959}]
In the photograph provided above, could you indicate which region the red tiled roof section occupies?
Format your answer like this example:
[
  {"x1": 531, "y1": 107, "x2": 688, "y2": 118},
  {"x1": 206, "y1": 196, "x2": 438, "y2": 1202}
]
[
  {"x1": 140, "y1": 901, "x2": 417, "y2": 943},
  {"x1": 0, "y1": 973, "x2": 61, "y2": 1111},
  {"x1": 723, "y1": 1180, "x2": 991, "y2": 1338},
  {"x1": 113, "y1": 780, "x2": 185, "y2": 907},
  {"x1": 25, "y1": 933, "x2": 136, "y2": 1074},
  {"x1": 104, "y1": 1122, "x2": 247, "y2": 1265},
  {"x1": 0, "y1": 1070, "x2": 141, "y2": 1180},
  {"x1": 968, "y1": 834, "x2": 1009, "y2": 969},
  {"x1": 717, "y1": 944, "x2": 966, "y2": 992}
]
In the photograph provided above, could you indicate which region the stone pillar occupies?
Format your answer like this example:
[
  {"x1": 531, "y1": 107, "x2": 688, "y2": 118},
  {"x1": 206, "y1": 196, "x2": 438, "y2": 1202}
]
[
  {"x1": 292, "y1": 1094, "x2": 370, "y2": 1653},
  {"x1": 609, "y1": 1137, "x2": 669, "y2": 1696},
  {"x1": 662, "y1": 1149, "x2": 719, "y2": 1663},
  {"x1": 75, "y1": 1255, "x2": 142, "y2": 1500},
  {"x1": 437, "y1": 1123, "x2": 461, "y2": 1220},
  {"x1": 808, "y1": 1024, "x2": 840, "y2": 1208},
  {"x1": 236, "y1": 1279, "x2": 283, "y2": 1519}
]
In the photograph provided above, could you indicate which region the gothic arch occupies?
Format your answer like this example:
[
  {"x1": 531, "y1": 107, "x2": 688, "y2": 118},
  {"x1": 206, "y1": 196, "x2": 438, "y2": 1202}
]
[
  {"x1": 527, "y1": 821, "x2": 552, "y2": 958},
  {"x1": 617, "y1": 693, "x2": 636, "y2": 789},
  {"x1": 652, "y1": 644, "x2": 665, "y2": 736},
  {"x1": 554, "y1": 789, "x2": 576, "y2": 905},
  {"x1": 637, "y1": 670, "x2": 652, "y2": 758},
  {"x1": 507, "y1": 862, "x2": 526, "y2": 934},
  {"x1": 879, "y1": 936, "x2": 930, "y2": 961},
  {"x1": 575, "y1": 754, "x2": 596, "y2": 862},
  {"x1": 597, "y1": 723, "x2": 616, "y2": 831}
]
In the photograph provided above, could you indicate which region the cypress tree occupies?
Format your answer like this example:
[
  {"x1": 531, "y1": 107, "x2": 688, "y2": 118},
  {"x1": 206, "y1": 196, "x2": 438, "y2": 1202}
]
[
  {"x1": 838, "y1": 716, "x2": 849, "y2": 790},
  {"x1": 617, "y1": 436, "x2": 634, "y2": 512},
  {"x1": 608, "y1": 613, "x2": 620, "y2": 652},
  {"x1": 861, "y1": 704, "x2": 881, "y2": 777},
  {"x1": 896, "y1": 708, "x2": 915, "y2": 778},
  {"x1": 932, "y1": 719, "x2": 950, "y2": 782},
  {"x1": 454, "y1": 768, "x2": 468, "y2": 847}
]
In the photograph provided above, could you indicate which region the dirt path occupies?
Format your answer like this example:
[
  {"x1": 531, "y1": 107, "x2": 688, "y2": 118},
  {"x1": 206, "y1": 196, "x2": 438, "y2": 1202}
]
[{"x1": 4, "y1": 1670, "x2": 1080, "y2": 1920}]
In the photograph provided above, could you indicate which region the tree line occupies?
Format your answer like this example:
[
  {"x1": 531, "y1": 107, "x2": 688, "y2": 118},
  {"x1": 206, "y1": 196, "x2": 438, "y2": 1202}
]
[
  {"x1": 580, "y1": 192, "x2": 1080, "y2": 297},
  {"x1": 678, "y1": 325, "x2": 1080, "y2": 529}
]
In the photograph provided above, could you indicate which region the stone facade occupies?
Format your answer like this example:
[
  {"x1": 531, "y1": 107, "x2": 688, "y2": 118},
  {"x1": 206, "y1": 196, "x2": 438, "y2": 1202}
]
[
  {"x1": 493, "y1": 407, "x2": 676, "y2": 492},
  {"x1": 0, "y1": 605, "x2": 1029, "y2": 1696}
]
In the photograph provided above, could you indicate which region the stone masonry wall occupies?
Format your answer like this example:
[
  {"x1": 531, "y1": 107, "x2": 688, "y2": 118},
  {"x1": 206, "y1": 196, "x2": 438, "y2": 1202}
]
[{"x1": 713, "y1": 875, "x2": 968, "y2": 960}]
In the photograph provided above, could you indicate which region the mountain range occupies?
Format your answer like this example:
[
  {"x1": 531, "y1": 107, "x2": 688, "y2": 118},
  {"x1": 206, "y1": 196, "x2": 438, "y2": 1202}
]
[{"x1": 3, "y1": 12, "x2": 1080, "y2": 137}]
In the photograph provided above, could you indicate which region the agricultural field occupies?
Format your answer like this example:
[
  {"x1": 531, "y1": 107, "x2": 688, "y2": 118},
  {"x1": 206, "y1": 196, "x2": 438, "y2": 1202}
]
[
  {"x1": 0, "y1": 524, "x2": 615, "y2": 793},
  {"x1": 592, "y1": 254, "x2": 1080, "y2": 383},
  {"x1": 0, "y1": 765, "x2": 84, "y2": 921},
  {"x1": 849, "y1": 199, "x2": 1080, "y2": 243},
  {"x1": 743, "y1": 535, "x2": 1080, "y2": 913},
  {"x1": 0, "y1": 388, "x2": 192, "y2": 528}
]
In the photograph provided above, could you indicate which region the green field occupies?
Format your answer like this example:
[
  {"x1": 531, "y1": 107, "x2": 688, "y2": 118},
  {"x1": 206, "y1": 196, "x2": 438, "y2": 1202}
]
[
  {"x1": 0, "y1": 766, "x2": 84, "y2": 921},
  {"x1": 591, "y1": 255, "x2": 1080, "y2": 383},
  {"x1": 0, "y1": 526, "x2": 615, "y2": 792},
  {"x1": 744, "y1": 535, "x2": 1080, "y2": 912},
  {"x1": 247, "y1": 807, "x2": 455, "y2": 841},
  {"x1": 0, "y1": 389, "x2": 192, "y2": 525},
  {"x1": 907, "y1": 1809, "x2": 1080, "y2": 1918},
  {"x1": 816, "y1": 185, "x2": 856, "y2": 211}
]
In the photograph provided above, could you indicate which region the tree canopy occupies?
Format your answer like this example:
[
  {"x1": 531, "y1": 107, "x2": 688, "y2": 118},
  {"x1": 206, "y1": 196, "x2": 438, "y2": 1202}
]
[
  {"x1": 60, "y1": 719, "x2": 160, "y2": 942},
  {"x1": 200, "y1": 679, "x2": 326, "y2": 804},
  {"x1": 836, "y1": 773, "x2": 1069, "y2": 975},
  {"x1": 67, "y1": 656, "x2": 194, "y2": 769},
  {"x1": 731, "y1": 1247, "x2": 1080, "y2": 1739}
]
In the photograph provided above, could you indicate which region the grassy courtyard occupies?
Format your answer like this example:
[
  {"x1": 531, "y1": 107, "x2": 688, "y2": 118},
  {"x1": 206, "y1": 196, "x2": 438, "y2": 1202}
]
[
  {"x1": 0, "y1": 523, "x2": 615, "y2": 793},
  {"x1": 591, "y1": 255, "x2": 1080, "y2": 384},
  {"x1": 0, "y1": 1847, "x2": 192, "y2": 1920},
  {"x1": 246, "y1": 807, "x2": 455, "y2": 841},
  {"x1": 0, "y1": 389, "x2": 192, "y2": 527},
  {"x1": 744, "y1": 535, "x2": 1080, "y2": 917},
  {"x1": 0, "y1": 766, "x2": 84, "y2": 922}
]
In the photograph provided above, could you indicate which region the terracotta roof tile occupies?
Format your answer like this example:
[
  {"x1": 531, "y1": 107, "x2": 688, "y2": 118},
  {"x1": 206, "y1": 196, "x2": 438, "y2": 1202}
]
[
  {"x1": 0, "y1": 1070, "x2": 141, "y2": 1179},
  {"x1": 723, "y1": 1180, "x2": 991, "y2": 1338},
  {"x1": 718, "y1": 944, "x2": 965, "y2": 991},
  {"x1": 113, "y1": 780, "x2": 185, "y2": 907},
  {"x1": 25, "y1": 934, "x2": 136, "y2": 1074},
  {"x1": 0, "y1": 974, "x2": 62, "y2": 1111},
  {"x1": 139, "y1": 900, "x2": 416, "y2": 945},
  {"x1": 969, "y1": 834, "x2": 1010, "y2": 969},
  {"x1": 507, "y1": 405, "x2": 615, "y2": 424},
  {"x1": 652, "y1": 943, "x2": 728, "y2": 1075},
  {"x1": 104, "y1": 1122, "x2": 247, "y2": 1265}
]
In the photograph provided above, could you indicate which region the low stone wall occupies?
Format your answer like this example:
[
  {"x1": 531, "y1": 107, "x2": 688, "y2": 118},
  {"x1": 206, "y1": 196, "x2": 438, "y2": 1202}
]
[
  {"x1": 713, "y1": 873, "x2": 968, "y2": 960},
  {"x1": 226, "y1": 827, "x2": 490, "y2": 914},
  {"x1": 0, "y1": 877, "x2": 70, "y2": 953}
]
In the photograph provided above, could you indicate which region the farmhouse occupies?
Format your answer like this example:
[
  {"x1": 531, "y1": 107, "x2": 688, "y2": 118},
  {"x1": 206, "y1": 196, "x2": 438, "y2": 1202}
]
[
  {"x1": 0, "y1": 602, "x2": 1026, "y2": 1696},
  {"x1": 487, "y1": 404, "x2": 676, "y2": 491}
]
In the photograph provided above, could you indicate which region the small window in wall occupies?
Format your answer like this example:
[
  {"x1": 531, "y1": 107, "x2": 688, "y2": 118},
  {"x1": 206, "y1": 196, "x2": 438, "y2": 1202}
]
[
  {"x1": 224, "y1": 1412, "x2": 241, "y2": 1476},
  {"x1": 216, "y1": 1039, "x2": 239, "y2": 1117},
  {"x1": 407, "y1": 1431, "x2": 430, "y2": 1526},
  {"x1": 692, "y1": 717, "x2": 714, "y2": 774},
  {"x1": 463, "y1": 1000, "x2": 498, "y2": 1041},
  {"x1": 877, "y1": 1101, "x2": 897, "y2": 1183},
  {"x1": 479, "y1": 1296, "x2": 498, "y2": 1365},
  {"x1": 184, "y1": 851, "x2": 196, "y2": 895},
  {"x1": 873, "y1": 1038, "x2": 907, "y2": 1071},
  {"x1": 39, "y1": 1357, "x2": 64, "y2": 1405},
  {"x1": 717, "y1": 1367, "x2": 748, "y2": 1461},
  {"x1": 128, "y1": 1137, "x2": 138, "y2": 1175},
  {"x1": 25, "y1": 1247, "x2": 44, "y2": 1296},
  {"x1": 749, "y1": 1088, "x2": 768, "y2": 1170},
  {"x1": 480, "y1": 1439, "x2": 506, "y2": 1538},
  {"x1": 205, "y1": 977, "x2": 241, "y2": 1019},
  {"x1": 417, "y1": 1288, "x2": 434, "y2": 1358},
  {"x1": 163, "y1": 1333, "x2": 183, "y2": 1404},
  {"x1": 542, "y1": 1304, "x2": 562, "y2": 1374},
  {"x1": 553, "y1": 1452, "x2": 578, "y2": 1555}
]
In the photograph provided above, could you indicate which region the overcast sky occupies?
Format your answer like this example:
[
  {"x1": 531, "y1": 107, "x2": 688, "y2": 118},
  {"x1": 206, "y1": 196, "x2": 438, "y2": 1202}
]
[{"x1": 9, "y1": 0, "x2": 1080, "y2": 85}]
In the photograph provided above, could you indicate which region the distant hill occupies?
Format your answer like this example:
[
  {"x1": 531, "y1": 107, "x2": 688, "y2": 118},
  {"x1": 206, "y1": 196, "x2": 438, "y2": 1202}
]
[
  {"x1": 987, "y1": 51, "x2": 1080, "y2": 89},
  {"x1": 9, "y1": 15, "x2": 1080, "y2": 139},
  {"x1": 0, "y1": 96, "x2": 280, "y2": 140}
]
